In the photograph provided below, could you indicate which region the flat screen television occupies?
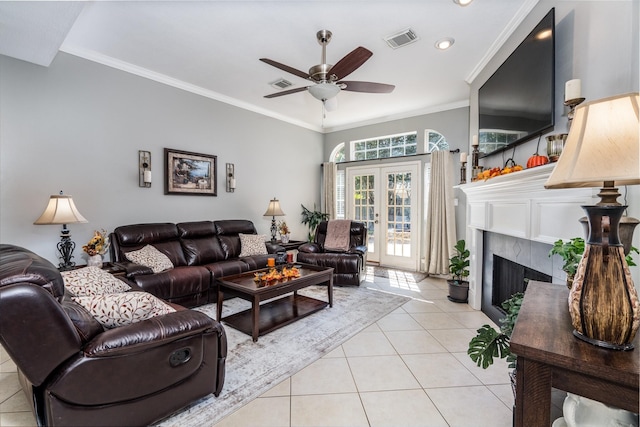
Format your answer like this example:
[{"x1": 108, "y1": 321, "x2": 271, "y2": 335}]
[{"x1": 478, "y1": 8, "x2": 555, "y2": 158}]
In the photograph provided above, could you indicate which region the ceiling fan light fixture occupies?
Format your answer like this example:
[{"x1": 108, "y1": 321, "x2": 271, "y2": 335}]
[
  {"x1": 435, "y1": 37, "x2": 455, "y2": 50},
  {"x1": 308, "y1": 83, "x2": 340, "y2": 101},
  {"x1": 453, "y1": 0, "x2": 474, "y2": 6}
]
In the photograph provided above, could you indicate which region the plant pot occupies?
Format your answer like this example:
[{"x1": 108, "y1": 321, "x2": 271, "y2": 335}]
[
  {"x1": 447, "y1": 280, "x2": 469, "y2": 303},
  {"x1": 87, "y1": 254, "x2": 103, "y2": 268}
]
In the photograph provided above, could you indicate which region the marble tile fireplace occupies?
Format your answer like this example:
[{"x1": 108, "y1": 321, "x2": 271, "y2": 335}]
[{"x1": 458, "y1": 163, "x2": 597, "y2": 313}]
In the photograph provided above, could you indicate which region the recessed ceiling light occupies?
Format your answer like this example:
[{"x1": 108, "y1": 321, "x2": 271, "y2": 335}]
[
  {"x1": 453, "y1": 0, "x2": 474, "y2": 6},
  {"x1": 435, "y1": 37, "x2": 455, "y2": 50}
]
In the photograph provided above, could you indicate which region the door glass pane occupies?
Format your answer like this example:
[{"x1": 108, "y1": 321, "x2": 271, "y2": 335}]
[
  {"x1": 353, "y1": 174, "x2": 376, "y2": 254},
  {"x1": 385, "y1": 171, "x2": 411, "y2": 257}
]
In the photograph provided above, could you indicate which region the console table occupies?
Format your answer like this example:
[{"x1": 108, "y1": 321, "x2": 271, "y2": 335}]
[{"x1": 510, "y1": 282, "x2": 639, "y2": 427}]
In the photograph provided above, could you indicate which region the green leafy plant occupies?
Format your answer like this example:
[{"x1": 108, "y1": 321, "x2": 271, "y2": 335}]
[
  {"x1": 549, "y1": 237, "x2": 585, "y2": 277},
  {"x1": 626, "y1": 246, "x2": 639, "y2": 267},
  {"x1": 300, "y1": 204, "x2": 329, "y2": 242},
  {"x1": 468, "y1": 292, "x2": 523, "y2": 369},
  {"x1": 448, "y1": 239, "x2": 470, "y2": 283}
]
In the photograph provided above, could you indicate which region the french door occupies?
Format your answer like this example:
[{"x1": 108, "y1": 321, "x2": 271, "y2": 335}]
[{"x1": 346, "y1": 162, "x2": 420, "y2": 270}]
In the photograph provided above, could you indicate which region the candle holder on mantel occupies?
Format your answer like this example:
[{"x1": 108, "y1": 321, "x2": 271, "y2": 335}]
[
  {"x1": 470, "y1": 144, "x2": 483, "y2": 180},
  {"x1": 460, "y1": 162, "x2": 467, "y2": 184},
  {"x1": 564, "y1": 97, "x2": 585, "y2": 128}
]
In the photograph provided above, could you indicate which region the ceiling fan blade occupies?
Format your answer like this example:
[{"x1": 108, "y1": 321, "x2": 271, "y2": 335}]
[
  {"x1": 339, "y1": 81, "x2": 395, "y2": 93},
  {"x1": 264, "y1": 86, "x2": 309, "y2": 98},
  {"x1": 328, "y1": 47, "x2": 372, "y2": 80},
  {"x1": 260, "y1": 58, "x2": 310, "y2": 80}
]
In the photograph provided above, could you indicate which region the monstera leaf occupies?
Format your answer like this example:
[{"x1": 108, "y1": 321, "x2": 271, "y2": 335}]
[{"x1": 468, "y1": 325, "x2": 511, "y2": 369}]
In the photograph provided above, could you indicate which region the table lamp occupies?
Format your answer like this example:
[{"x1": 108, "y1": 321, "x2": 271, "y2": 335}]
[
  {"x1": 34, "y1": 191, "x2": 88, "y2": 270},
  {"x1": 263, "y1": 198, "x2": 285, "y2": 243},
  {"x1": 545, "y1": 92, "x2": 640, "y2": 350}
]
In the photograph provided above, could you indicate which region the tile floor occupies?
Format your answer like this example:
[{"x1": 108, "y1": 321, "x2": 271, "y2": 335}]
[{"x1": 0, "y1": 268, "x2": 565, "y2": 427}]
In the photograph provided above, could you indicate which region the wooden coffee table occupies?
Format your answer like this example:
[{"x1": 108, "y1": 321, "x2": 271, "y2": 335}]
[{"x1": 216, "y1": 264, "x2": 333, "y2": 342}]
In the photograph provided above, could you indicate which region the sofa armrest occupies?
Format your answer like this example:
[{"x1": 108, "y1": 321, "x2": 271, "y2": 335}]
[
  {"x1": 264, "y1": 242, "x2": 286, "y2": 254},
  {"x1": 349, "y1": 245, "x2": 368, "y2": 255},
  {"x1": 298, "y1": 242, "x2": 322, "y2": 253},
  {"x1": 83, "y1": 310, "x2": 224, "y2": 357},
  {"x1": 114, "y1": 261, "x2": 153, "y2": 279},
  {"x1": 48, "y1": 310, "x2": 227, "y2": 405}
]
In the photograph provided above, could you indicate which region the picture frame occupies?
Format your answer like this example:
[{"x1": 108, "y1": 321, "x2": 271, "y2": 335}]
[{"x1": 165, "y1": 148, "x2": 217, "y2": 196}]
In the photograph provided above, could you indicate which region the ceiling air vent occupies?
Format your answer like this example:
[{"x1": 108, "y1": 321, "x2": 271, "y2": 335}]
[
  {"x1": 384, "y1": 28, "x2": 419, "y2": 49},
  {"x1": 270, "y1": 78, "x2": 293, "y2": 90}
]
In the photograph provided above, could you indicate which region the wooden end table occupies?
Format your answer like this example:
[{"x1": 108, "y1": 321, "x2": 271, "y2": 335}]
[
  {"x1": 510, "y1": 281, "x2": 639, "y2": 427},
  {"x1": 216, "y1": 264, "x2": 333, "y2": 342}
]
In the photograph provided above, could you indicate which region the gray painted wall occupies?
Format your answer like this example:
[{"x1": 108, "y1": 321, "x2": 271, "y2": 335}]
[{"x1": 0, "y1": 53, "x2": 323, "y2": 264}]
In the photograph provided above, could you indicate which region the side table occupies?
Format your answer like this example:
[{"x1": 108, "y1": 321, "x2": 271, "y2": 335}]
[{"x1": 510, "y1": 282, "x2": 639, "y2": 427}]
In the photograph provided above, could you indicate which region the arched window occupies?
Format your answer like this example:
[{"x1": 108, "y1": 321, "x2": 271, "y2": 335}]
[
  {"x1": 330, "y1": 143, "x2": 346, "y2": 163},
  {"x1": 425, "y1": 129, "x2": 449, "y2": 152}
]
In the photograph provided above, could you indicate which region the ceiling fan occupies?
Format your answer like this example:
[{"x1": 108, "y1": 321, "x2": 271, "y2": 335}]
[{"x1": 260, "y1": 30, "x2": 395, "y2": 110}]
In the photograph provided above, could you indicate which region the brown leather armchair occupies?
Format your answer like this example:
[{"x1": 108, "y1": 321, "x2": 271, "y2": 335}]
[
  {"x1": 0, "y1": 244, "x2": 226, "y2": 427},
  {"x1": 296, "y1": 221, "x2": 368, "y2": 286}
]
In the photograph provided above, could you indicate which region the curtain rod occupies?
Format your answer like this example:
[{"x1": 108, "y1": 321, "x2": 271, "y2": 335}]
[{"x1": 321, "y1": 149, "x2": 460, "y2": 166}]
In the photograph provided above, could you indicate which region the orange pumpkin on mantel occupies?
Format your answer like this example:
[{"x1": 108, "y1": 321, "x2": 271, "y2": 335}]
[{"x1": 527, "y1": 153, "x2": 549, "y2": 168}]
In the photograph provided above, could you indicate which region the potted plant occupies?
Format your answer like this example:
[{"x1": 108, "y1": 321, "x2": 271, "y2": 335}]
[
  {"x1": 300, "y1": 204, "x2": 329, "y2": 242},
  {"x1": 447, "y1": 239, "x2": 470, "y2": 303},
  {"x1": 548, "y1": 237, "x2": 585, "y2": 289},
  {"x1": 278, "y1": 221, "x2": 290, "y2": 243},
  {"x1": 468, "y1": 292, "x2": 524, "y2": 398}
]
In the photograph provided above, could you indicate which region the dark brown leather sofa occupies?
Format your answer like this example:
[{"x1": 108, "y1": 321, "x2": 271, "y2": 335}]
[
  {"x1": 297, "y1": 220, "x2": 368, "y2": 286},
  {"x1": 110, "y1": 219, "x2": 280, "y2": 307},
  {"x1": 0, "y1": 244, "x2": 227, "y2": 427}
]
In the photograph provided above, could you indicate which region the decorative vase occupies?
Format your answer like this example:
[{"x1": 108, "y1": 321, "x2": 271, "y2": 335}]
[
  {"x1": 87, "y1": 254, "x2": 103, "y2": 268},
  {"x1": 281, "y1": 234, "x2": 290, "y2": 244},
  {"x1": 568, "y1": 205, "x2": 639, "y2": 350}
]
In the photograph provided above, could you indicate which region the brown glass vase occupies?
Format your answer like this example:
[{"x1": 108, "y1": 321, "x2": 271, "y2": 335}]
[{"x1": 568, "y1": 205, "x2": 639, "y2": 350}]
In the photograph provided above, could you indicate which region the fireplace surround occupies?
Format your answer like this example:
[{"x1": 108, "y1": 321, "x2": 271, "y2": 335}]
[{"x1": 458, "y1": 163, "x2": 597, "y2": 311}]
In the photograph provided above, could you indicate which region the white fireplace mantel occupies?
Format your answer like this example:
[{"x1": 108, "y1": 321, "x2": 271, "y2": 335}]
[{"x1": 457, "y1": 163, "x2": 598, "y2": 309}]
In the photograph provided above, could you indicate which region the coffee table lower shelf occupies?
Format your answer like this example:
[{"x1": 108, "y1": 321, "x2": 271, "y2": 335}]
[{"x1": 221, "y1": 294, "x2": 328, "y2": 339}]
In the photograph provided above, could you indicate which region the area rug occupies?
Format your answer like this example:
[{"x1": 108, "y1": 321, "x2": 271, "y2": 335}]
[
  {"x1": 156, "y1": 285, "x2": 409, "y2": 426},
  {"x1": 370, "y1": 266, "x2": 428, "y2": 282}
]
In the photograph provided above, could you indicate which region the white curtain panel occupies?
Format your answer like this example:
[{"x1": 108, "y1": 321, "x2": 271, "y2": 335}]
[
  {"x1": 322, "y1": 162, "x2": 337, "y2": 220},
  {"x1": 425, "y1": 151, "x2": 457, "y2": 275}
]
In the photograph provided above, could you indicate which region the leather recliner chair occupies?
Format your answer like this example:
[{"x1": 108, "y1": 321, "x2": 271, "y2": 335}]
[
  {"x1": 296, "y1": 221, "x2": 368, "y2": 286},
  {"x1": 0, "y1": 244, "x2": 227, "y2": 427}
]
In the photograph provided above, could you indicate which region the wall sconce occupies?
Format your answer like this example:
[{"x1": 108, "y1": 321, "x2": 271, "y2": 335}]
[
  {"x1": 139, "y1": 150, "x2": 151, "y2": 188},
  {"x1": 226, "y1": 163, "x2": 236, "y2": 192}
]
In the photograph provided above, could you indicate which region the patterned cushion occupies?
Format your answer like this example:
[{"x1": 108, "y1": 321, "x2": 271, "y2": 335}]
[
  {"x1": 125, "y1": 245, "x2": 174, "y2": 273},
  {"x1": 72, "y1": 291, "x2": 176, "y2": 329},
  {"x1": 238, "y1": 233, "x2": 268, "y2": 257},
  {"x1": 61, "y1": 266, "x2": 131, "y2": 296}
]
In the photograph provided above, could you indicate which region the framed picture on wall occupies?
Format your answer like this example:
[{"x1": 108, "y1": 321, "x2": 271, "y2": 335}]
[{"x1": 165, "y1": 148, "x2": 217, "y2": 196}]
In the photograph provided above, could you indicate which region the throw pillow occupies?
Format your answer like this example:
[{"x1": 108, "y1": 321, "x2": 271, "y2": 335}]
[
  {"x1": 125, "y1": 245, "x2": 174, "y2": 273},
  {"x1": 61, "y1": 266, "x2": 131, "y2": 296},
  {"x1": 72, "y1": 291, "x2": 176, "y2": 329},
  {"x1": 238, "y1": 233, "x2": 268, "y2": 257}
]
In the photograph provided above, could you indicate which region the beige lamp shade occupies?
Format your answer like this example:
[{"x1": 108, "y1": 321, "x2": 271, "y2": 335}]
[
  {"x1": 545, "y1": 92, "x2": 640, "y2": 189},
  {"x1": 34, "y1": 194, "x2": 88, "y2": 225},
  {"x1": 263, "y1": 198, "x2": 285, "y2": 217}
]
